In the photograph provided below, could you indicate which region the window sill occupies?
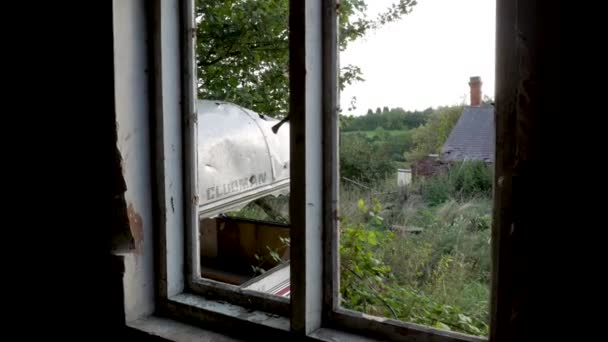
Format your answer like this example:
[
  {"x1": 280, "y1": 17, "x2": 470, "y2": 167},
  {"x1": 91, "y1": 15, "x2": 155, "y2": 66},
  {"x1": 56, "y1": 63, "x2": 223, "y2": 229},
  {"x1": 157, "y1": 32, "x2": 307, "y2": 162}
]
[
  {"x1": 166, "y1": 293, "x2": 290, "y2": 332},
  {"x1": 127, "y1": 294, "x2": 381, "y2": 342},
  {"x1": 127, "y1": 316, "x2": 244, "y2": 341},
  {"x1": 129, "y1": 316, "x2": 379, "y2": 342},
  {"x1": 131, "y1": 293, "x2": 289, "y2": 341}
]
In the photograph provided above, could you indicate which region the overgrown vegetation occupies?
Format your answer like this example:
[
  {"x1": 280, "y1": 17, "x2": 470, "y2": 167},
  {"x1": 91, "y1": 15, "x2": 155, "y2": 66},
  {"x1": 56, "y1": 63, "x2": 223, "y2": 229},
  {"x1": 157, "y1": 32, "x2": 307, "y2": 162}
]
[
  {"x1": 340, "y1": 132, "x2": 400, "y2": 184},
  {"x1": 337, "y1": 127, "x2": 493, "y2": 337},
  {"x1": 339, "y1": 161, "x2": 493, "y2": 336},
  {"x1": 413, "y1": 161, "x2": 493, "y2": 205}
]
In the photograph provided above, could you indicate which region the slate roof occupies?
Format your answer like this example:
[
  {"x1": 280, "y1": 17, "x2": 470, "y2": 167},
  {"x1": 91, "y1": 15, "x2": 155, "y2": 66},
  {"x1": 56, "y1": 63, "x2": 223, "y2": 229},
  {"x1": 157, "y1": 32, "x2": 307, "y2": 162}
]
[{"x1": 441, "y1": 105, "x2": 495, "y2": 163}]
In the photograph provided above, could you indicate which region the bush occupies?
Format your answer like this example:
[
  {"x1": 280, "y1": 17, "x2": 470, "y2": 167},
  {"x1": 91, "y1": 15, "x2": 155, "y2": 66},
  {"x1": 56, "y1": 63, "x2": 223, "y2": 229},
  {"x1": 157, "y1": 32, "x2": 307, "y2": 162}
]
[
  {"x1": 448, "y1": 161, "x2": 493, "y2": 199},
  {"x1": 405, "y1": 105, "x2": 463, "y2": 162},
  {"x1": 377, "y1": 130, "x2": 413, "y2": 162},
  {"x1": 415, "y1": 161, "x2": 493, "y2": 205},
  {"x1": 419, "y1": 174, "x2": 453, "y2": 205},
  {"x1": 340, "y1": 199, "x2": 395, "y2": 312},
  {"x1": 340, "y1": 134, "x2": 395, "y2": 185}
]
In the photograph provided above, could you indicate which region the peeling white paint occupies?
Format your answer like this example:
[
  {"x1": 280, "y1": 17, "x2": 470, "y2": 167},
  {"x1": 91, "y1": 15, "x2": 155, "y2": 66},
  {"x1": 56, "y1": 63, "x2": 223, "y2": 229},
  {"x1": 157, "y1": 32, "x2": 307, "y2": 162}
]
[{"x1": 113, "y1": 0, "x2": 154, "y2": 321}]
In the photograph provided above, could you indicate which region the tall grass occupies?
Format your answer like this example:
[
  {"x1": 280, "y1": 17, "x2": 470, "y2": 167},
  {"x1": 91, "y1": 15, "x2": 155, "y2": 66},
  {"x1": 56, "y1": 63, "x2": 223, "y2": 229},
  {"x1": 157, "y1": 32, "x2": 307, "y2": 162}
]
[
  {"x1": 413, "y1": 161, "x2": 493, "y2": 205},
  {"x1": 381, "y1": 200, "x2": 492, "y2": 321},
  {"x1": 339, "y1": 161, "x2": 493, "y2": 336}
]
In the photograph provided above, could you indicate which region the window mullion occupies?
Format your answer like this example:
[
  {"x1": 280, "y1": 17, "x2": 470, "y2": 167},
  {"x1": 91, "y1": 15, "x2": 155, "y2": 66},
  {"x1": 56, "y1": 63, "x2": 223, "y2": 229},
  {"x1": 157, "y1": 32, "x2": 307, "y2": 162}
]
[{"x1": 289, "y1": 0, "x2": 325, "y2": 334}]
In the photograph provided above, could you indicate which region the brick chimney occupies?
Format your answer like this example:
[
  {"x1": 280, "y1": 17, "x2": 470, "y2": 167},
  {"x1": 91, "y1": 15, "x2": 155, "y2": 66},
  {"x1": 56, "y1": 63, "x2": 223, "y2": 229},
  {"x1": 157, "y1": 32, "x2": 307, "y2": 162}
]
[{"x1": 469, "y1": 76, "x2": 482, "y2": 106}]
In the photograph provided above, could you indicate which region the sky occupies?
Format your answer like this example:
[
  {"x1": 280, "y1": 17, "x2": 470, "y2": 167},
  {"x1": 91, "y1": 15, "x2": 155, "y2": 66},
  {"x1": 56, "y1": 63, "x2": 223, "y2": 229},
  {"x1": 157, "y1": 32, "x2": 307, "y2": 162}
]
[{"x1": 339, "y1": 0, "x2": 496, "y2": 115}]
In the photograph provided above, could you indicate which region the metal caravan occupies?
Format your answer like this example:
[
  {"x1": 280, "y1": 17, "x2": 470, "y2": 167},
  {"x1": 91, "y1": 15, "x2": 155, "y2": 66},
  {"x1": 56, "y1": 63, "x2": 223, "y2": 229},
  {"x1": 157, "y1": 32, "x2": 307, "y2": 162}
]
[
  {"x1": 197, "y1": 100, "x2": 290, "y2": 217},
  {"x1": 197, "y1": 100, "x2": 291, "y2": 296}
]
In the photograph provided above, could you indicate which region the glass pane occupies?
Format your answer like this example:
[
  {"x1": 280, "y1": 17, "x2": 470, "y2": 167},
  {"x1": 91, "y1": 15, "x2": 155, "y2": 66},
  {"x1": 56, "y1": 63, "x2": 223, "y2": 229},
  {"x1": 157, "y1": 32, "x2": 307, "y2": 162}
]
[
  {"x1": 338, "y1": 0, "x2": 495, "y2": 337},
  {"x1": 195, "y1": 0, "x2": 290, "y2": 297}
]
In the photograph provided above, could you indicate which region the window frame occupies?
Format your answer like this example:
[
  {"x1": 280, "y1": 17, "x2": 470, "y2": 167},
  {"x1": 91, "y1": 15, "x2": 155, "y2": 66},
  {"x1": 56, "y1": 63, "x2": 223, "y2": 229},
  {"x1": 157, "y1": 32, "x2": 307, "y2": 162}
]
[
  {"x1": 151, "y1": 0, "x2": 514, "y2": 340},
  {"x1": 182, "y1": 0, "x2": 291, "y2": 317}
]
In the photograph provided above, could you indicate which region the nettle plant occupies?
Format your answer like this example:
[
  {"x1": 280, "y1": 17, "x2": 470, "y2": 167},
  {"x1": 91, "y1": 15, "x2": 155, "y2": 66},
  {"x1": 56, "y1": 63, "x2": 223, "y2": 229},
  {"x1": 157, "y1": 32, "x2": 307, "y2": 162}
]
[{"x1": 340, "y1": 199, "x2": 396, "y2": 315}]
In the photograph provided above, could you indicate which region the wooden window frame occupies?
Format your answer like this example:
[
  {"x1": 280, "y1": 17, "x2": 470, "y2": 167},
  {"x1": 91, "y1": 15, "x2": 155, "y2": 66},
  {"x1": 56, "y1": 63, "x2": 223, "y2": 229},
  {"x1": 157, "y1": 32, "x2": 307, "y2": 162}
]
[{"x1": 150, "y1": 0, "x2": 521, "y2": 340}]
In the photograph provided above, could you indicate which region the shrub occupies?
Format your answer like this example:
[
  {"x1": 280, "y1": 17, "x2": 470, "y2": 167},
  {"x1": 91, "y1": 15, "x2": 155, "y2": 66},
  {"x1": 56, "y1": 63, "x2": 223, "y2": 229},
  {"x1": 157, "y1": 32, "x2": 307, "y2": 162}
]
[
  {"x1": 340, "y1": 134, "x2": 395, "y2": 184},
  {"x1": 414, "y1": 161, "x2": 493, "y2": 205}
]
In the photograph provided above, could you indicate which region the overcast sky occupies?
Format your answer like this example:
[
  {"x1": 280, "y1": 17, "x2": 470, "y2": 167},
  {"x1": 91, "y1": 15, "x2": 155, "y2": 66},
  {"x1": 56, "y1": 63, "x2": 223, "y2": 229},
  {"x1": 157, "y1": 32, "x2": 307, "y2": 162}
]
[{"x1": 339, "y1": 0, "x2": 496, "y2": 115}]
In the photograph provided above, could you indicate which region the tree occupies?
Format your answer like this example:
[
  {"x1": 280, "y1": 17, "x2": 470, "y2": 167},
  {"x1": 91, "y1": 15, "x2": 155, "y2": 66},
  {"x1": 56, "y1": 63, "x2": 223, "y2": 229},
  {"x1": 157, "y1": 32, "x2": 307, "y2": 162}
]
[
  {"x1": 405, "y1": 106, "x2": 463, "y2": 161},
  {"x1": 340, "y1": 134, "x2": 395, "y2": 185},
  {"x1": 375, "y1": 107, "x2": 382, "y2": 115},
  {"x1": 340, "y1": 105, "x2": 429, "y2": 131},
  {"x1": 385, "y1": 109, "x2": 402, "y2": 129},
  {"x1": 403, "y1": 110, "x2": 427, "y2": 128},
  {"x1": 339, "y1": 114, "x2": 355, "y2": 130},
  {"x1": 196, "y1": 0, "x2": 418, "y2": 116}
]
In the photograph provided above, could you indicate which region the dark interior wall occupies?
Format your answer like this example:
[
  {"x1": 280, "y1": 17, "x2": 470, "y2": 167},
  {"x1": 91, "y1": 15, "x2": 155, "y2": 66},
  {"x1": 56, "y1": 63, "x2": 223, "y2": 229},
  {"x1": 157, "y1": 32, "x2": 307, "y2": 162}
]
[
  {"x1": 492, "y1": 1, "x2": 562, "y2": 341},
  {"x1": 74, "y1": 1, "x2": 130, "y2": 338},
  {"x1": 33, "y1": 0, "x2": 129, "y2": 338},
  {"x1": 66, "y1": 0, "x2": 164, "y2": 337},
  {"x1": 9, "y1": 1, "x2": 153, "y2": 338}
]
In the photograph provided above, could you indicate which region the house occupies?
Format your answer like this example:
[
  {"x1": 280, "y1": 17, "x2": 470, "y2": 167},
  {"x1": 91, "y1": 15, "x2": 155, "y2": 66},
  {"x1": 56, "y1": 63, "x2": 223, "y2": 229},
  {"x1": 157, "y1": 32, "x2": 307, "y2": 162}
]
[{"x1": 441, "y1": 77, "x2": 495, "y2": 163}]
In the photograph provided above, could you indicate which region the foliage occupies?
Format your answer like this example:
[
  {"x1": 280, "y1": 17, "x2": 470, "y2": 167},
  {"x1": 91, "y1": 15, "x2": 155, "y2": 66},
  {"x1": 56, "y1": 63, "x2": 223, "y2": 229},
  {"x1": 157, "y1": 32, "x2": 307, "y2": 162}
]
[
  {"x1": 251, "y1": 236, "x2": 290, "y2": 276},
  {"x1": 340, "y1": 133, "x2": 396, "y2": 185},
  {"x1": 414, "y1": 161, "x2": 493, "y2": 205},
  {"x1": 196, "y1": 0, "x2": 418, "y2": 116},
  {"x1": 448, "y1": 161, "x2": 494, "y2": 199},
  {"x1": 196, "y1": 0, "x2": 290, "y2": 115},
  {"x1": 417, "y1": 174, "x2": 453, "y2": 206},
  {"x1": 375, "y1": 129, "x2": 413, "y2": 162},
  {"x1": 405, "y1": 105, "x2": 463, "y2": 161},
  {"x1": 340, "y1": 199, "x2": 396, "y2": 314},
  {"x1": 340, "y1": 198, "x2": 490, "y2": 336}
]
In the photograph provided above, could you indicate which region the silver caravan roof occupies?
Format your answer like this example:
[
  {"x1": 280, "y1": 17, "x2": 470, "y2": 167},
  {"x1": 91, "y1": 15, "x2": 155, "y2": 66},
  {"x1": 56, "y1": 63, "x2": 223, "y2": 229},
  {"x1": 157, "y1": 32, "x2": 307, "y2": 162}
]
[{"x1": 197, "y1": 100, "x2": 290, "y2": 217}]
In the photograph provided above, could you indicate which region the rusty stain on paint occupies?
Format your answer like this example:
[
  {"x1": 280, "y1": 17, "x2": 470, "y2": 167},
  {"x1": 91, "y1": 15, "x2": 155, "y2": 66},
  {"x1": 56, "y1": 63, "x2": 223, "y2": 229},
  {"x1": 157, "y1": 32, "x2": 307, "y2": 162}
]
[{"x1": 127, "y1": 203, "x2": 144, "y2": 254}]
